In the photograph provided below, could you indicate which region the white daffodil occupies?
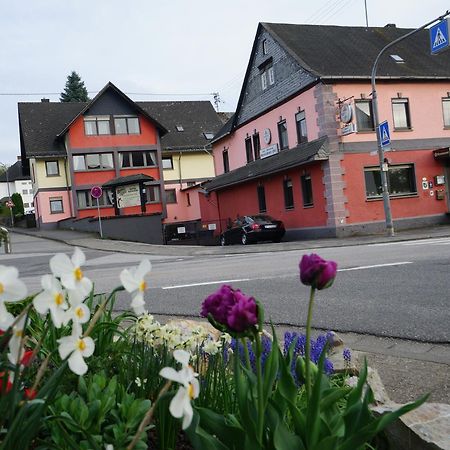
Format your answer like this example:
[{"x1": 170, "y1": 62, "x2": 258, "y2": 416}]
[
  {"x1": 7, "y1": 315, "x2": 26, "y2": 365},
  {"x1": 50, "y1": 248, "x2": 92, "y2": 306},
  {"x1": 119, "y1": 259, "x2": 151, "y2": 315},
  {"x1": 33, "y1": 275, "x2": 68, "y2": 328},
  {"x1": 0, "y1": 265, "x2": 27, "y2": 307},
  {"x1": 64, "y1": 303, "x2": 90, "y2": 327},
  {"x1": 159, "y1": 349, "x2": 200, "y2": 430},
  {"x1": 0, "y1": 302, "x2": 14, "y2": 332},
  {"x1": 203, "y1": 339, "x2": 221, "y2": 355},
  {"x1": 58, "y1": 331, "x2": 95, "y2": 376}
]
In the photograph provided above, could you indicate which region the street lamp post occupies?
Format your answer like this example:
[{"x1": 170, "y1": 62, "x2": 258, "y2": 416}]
[
  {"x1": 371, "y1": 10, "x2": 450, "y2": 237},
  {"x1": 0, "y1": 163, "x2": 14, "y2": 227}
]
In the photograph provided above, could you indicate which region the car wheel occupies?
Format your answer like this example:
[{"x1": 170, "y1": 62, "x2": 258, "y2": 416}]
[
  {"x1": 220, "y1": 235, "x2": 226, "y2": 246},
  {"x1": 241, "y1": 233, "x2": 248, "y2": 245}
]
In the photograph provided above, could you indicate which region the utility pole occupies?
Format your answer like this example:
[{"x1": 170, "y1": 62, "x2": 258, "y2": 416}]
[
  {"x1": 1, "y1": 163, "x2": 14, "y2": 227},
  {"x1": 371, "y1": 10, "x2": 450, "y2": 237}
]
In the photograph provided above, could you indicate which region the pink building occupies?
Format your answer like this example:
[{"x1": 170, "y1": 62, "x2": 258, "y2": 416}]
[{"x1": 200, "y1": 23, "x2": 450, "y2": 240}]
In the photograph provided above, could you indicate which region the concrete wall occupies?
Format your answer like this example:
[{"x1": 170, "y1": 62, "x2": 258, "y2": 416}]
[{"x1": 59, "y1": 213, "x2": 164, "y2": 244}]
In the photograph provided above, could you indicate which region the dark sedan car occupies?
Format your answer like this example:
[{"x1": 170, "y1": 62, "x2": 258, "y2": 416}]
[{"x1": 220, "y1": 215, "x2": 285, "y2": 246}]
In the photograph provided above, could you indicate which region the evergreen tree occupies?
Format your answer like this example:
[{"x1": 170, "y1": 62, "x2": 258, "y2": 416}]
[
  {"x1": 60, "y1": 71, "x2": 90, "y2": 102},
  {"x1": 11, "y1": 193, "x2": 24, "y2": 217}
]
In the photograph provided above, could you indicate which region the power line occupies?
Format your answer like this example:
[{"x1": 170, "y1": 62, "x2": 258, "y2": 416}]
[{"x1": 0, "y1": 90, "x2": 215, "y2": 97}]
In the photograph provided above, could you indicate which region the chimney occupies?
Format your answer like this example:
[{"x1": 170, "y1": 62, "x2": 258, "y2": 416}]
[
  {"x1": 41, "y1": 98, "x2": 50, "y2": 103},
  {"x1": 17, "y1": 155, "x2": 21, "y2": 161},
  {"x1": 385, "y1": 23, "x2": 396, "y2": 28}
]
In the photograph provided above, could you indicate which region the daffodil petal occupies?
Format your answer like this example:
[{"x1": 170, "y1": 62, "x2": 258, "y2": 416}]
[
  {"x1": 81, "y1": 337, "x2": 95, "y2": 357},
  {"x1": 68, "y1": 350, "x2": 88, "y2": 376},
  {"x1": 33, "y1": 291, "x2": 52, "y2": 314},
  {"x1": 173, "y1": 349, "x2": 190, "y2": 367},
  {"x1": 119, "y1": 269, "x2": 140, "y2": 292},
  {"x1": 79, "y1": 277, "x2": 93, "y2": 296},
  {"x1": 169, "y1": 386, "x2": 187, "y2": 419},
  {"x1": 181, "y1": 399, "x2": 194, "y2": 430},
  {"x1": 71, "y1": 248, "x2": 86, "y2": 268},
  {"x1": 3, "y1": 278, "x2": 27, "y2": 302},
  {"x1": 58, "y1": 335, "x2": 76, "y2": 359},
  {"x1": 50, "y1": 253, "x2": 73, "y2": 278},
  {"x1": 135, "y1": 259, "x2": 152, "y2": 279},
  {"x1": 159, "y1": 367, "x2": 184, "y2": 384}
]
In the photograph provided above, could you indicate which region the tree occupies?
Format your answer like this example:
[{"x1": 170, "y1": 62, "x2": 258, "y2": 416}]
[
  {"x1": 60, "y1": 71, "x2": 90, "y2": 102},
  {"x1": 11, "y1": 193, "x2": 24, "y2": 217}
]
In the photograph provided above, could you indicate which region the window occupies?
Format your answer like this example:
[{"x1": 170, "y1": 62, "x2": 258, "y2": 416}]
[
  {"x1": 22, "y1": 189, "x2": 27, "y2": 195},
  {"x1": 283, "y1": 178, "x2": 294, "y2": 209},
  {"x1": 73, "y1": 153, "x2": 114, "y2": 171},
  {"x1": 120, "y1": 151, "x2": 156, "y2": 168},
  {"x1": 392, "y1": 98, "x2": 411, "y2": 129},
  {"x1": 261, "y1": 71, "x2": 268, "y2": 90},
  {"x1": 295, "y1": 110, "x2": 308, "y2": 144},
  {"x1": 245, "y1": 137, "x2": 253, "y2": 163},
  {"x1": 364, "y1": 164, "x2": 417, "y2": 199},
  {"x1": 146, "y1": 185, "x2": 160, "y2": 203},
  {"x1": 301, "y1": 174, "x2": 313, "y2": 207},
  {"x1": 186, "y1": 192, "x2": 191, "y2": 206},
  {"x1": 176, "y1": 125, "x2": 184, "y2": 132},
  {"x1": 442, "y1": 98, "x2": 450, "y2": 127},
  {"x1": 45, "y1": 161, "x2": 59, "y2": 176},
  {"x1": 262, "y1": 39, "x2": 268, "y2": 55},
  {"x1": 24, "y1": 203, "x2": 29, "y2": 208},
  {"x1": 257, "y1": 184, "x2": 266, "y2": 213},
  {"x1": 162, "y1": 157, "x2": 173, "y2": 169},
  {"x1": 268, "y1": 66, "x2": 275, "y2": 85},
  {"x1": 165, "y1": 189, "x2": 177, "y2": 204},
  {"x1": 261, "y1": 65, "x2": 274, "y2": 90},
  {"x1": 49, "y1": 197, "x2": 64, "y2": 214},
  {"x1": 253, "y1": 133, "x2": 261, "y2": 160},
  {"x1": 355, "y1": 100, "x2": 375, "y2": 131},
  {"x1": 114, "y1": 116, "x2": 140, "y2": 135},
  {"x1": 84, "y1": 116, "x2": 110, "y2": 135},
  {"x1": 77, "y1": 190, "x2": 112, "y2": 209},
  {"x1": 203, "y1": 132, "x2": 215, "y2": 140},
  {"x1": 278, "y1": 120, "x2": 289, "y2": 150},
  {"x1": 223, "y1": 150, "x2": 229, "y2": 173}
]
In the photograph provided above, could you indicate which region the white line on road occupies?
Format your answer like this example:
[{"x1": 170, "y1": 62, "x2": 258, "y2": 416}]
[
  {"x1": 162, "y1": 278, "x2": 251, "y2": 290},
  {"x1": 339, "y1": 262, "x2": 412, "y2": 272}
]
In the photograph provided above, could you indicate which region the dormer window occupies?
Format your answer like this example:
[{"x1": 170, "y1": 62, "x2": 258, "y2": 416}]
[
  {"x1": 176, "y1": 125, "x2": 184, "y2": 132},
  {"x1": 203, "y1": 132, "x2": 215, "y2": 140},
  {"x1": 390, "y1": 54, "x2": 404, "y2": 63},
  {"x1": 84, "y1": 116, "x2": 110, "y2": 136},
  {"x1": 114, "y1": 116, "x2": 140, "y2": 135}
]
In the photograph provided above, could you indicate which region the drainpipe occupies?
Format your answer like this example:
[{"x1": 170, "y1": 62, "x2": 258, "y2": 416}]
[
  {"x1": 178, "y1": 152, "x2": 183, "y2": 186},
  {"x1": 64, "y1": 156, "x2": 73, "y2": 217}
]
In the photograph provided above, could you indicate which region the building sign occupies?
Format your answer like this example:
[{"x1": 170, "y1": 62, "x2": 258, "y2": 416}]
[
  {"x1": 260, "y1": 144, "x2": 279, "y2": 159},
  {"x1": 116, "y1": 183, "x2": 141, "y2": 208},
  {"x1": 341, "y1": 123, "x2": 356, "y2": 136},
  {"x1": 434, "y1": 148, "x2": 450, "y2": 159},
  {"x1": 339, "y1": 101, "x2": 356, "y2": 136}
]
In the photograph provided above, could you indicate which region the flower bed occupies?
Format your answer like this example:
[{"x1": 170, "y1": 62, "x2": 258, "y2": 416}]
[{"x1": 0, "y1": 249, "x2": 426, "y2": 449}]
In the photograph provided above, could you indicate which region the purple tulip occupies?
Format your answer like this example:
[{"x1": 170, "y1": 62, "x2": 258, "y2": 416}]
[
  {"x1": 201, "y1": 284, "x2": 235, "y2": 324},
  {"x1": 299, "y1": 253, "x2": 337, "y2": 290},
  {"x1": 227, "y1": 291, "x2": 258, "y2": 332}
]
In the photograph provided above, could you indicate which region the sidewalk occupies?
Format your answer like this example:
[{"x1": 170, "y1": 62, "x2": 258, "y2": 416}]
[{"x1": 10, "y1": 222, "x2": 450, "y2": 256}]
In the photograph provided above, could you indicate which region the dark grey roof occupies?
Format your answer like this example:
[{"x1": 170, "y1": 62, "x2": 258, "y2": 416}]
[
  {"x1": 19, "y1": 99, "x2": 224, "y2": 159},
  {"x1": 102, "y1": 173, "x2": 154, "y2": 188},
  {"x1": 217, "y1": 112, "x2": 234, "y2": 124},
  {"x1": 138, "y1": 101, "x2": 223, "y2": 151},
  {"x1": 264, "y1": 23, "x2": 450, "y2": 79},
  {"x1": 203, "y1": 136, "x2": 329, "y2": 191},
  {"x1": 0, "y1": 161, "x2": 29, "y2": 182},
  {"x1": 210, "y1": 113, "x2": 235, "y2": 144}
]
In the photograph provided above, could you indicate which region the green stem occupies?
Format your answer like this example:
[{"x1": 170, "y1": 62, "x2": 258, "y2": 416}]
[
  {"x1": 305, "y1": 287, "x2": 316, "y2": 401},
  {"x1": 241, "y1": 337, "x2": 251, "y2": 369},
  {"x1": 255, "y1": 332, "x2": 264, "y2": 445}
]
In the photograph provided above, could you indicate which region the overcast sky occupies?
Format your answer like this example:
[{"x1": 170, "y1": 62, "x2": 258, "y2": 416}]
[{"x1": 1, "y1": 0, "x2": 448, "y2": 165}]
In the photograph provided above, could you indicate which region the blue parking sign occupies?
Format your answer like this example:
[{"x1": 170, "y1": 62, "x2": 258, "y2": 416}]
[
  {"x1": 379, "y1": 121, "x2": 390, "y2": 147},
  {"x1": 430, "y1": 19, "x2": 450, "y2": 54}
]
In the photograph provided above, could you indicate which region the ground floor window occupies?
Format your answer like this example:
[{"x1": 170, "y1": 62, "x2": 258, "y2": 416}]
[
  {"x1": 165, "y1": 189, "x2": 177, "y2": 204},
  {"x1": 257, "y1": 184, "x2": 266, "y2": 213},
  {"x1": 77, "y1": 190, "x2": 112, "y2": 209},
  {"x1": 364, "y1": 164, "x2": 417, "y2": 199},
  {"x1": 146, "y1": 185, "x2": 161, "y2": 203},
  {"x1": 301, "y1": 174, "x2": 313, "y2": 207},
  {"x1": 283, "y1": 178, "x2": 294, "y2": 209},
  {"x1": 49, "y1": 197, "x2": 64, "y2": 214}
]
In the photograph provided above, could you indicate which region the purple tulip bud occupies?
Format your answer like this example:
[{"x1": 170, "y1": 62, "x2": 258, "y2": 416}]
[
  {"x1": 227, "y1": 291, "x2": 258, "y2": 332},
  {"x1": 201, "y1": 284, "x2": 235, "y2": 324},
  {"x1": 299, "y1": 253, "x2": 337, "y2": 290}
]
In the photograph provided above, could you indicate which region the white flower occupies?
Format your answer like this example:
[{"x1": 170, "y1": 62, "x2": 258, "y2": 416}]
[
  {"x1": 50, "y1": 248, "x2": 92, "y2": 305},
  {"x1": 33, "y1": 275, "x2": 68, "y2": 328},
  {"x1": 7, "y1": 315, "x2": 26, "y2": 365},
  {"x1": 0, "y1": 303, "x2": 14, "y2": 332},
  {"x1": 120, "y1": 260, "x2": 151, "y2": 315},
  {"x1": 203, "y1": 339, "x2": 221, "y2": 355},
  {"x1": 64, "y1": 303, "x2": 90, "y2": 327},
  {"x1": 58, "y1": 330, "x2": 95, "y2": 376},
  {"x1": 159, "y1": 349, "x2": 199, "y2": 430},
  {"x1": 0, "y1": 265, "x2": 27, "y2": 307}
]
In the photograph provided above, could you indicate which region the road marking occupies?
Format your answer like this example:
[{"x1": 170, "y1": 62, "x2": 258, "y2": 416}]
[
  {"x1": 339, "y1": 262, "x2": 412, "y2": 272},
  {"x1": 162, "y1": 278, "x2": 251, "y2": 290},
  {"x1": 401, "y1": 238, "x2": 450, "y2": 246}
]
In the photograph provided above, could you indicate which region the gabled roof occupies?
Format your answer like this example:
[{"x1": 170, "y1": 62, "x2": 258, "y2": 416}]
[
  {"x1": 203, "y1": 136, "x2": 329, "y2": 191},
  {"x1": 102, "y1": 173, "x2": 154, "y2": 188},
  {"x1": 138, "y1": 101, "x2": 223, "y2": 151},
  {"x1": 210, "y1": 113, "x2": 234, "y2": 144},
  {"x1": 263, "y1": 23, "x2": 450, "y2": 80},
  {"x1": 57, "y1": 82, "x2": 168, "y2": 137},
  {"x1": 19, "y1": 96, "x2": 223, "y2": 158},
  {"x1": 0, "y1": 160, "x2": 29, "y2": 182}
]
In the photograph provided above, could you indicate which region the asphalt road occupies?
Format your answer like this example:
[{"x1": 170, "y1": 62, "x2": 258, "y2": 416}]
[{"x1": 2, "y1": 232, "x2": 450, "y2": 343}]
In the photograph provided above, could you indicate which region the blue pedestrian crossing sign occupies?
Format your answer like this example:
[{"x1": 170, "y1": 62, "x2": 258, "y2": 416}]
[
  {"x1": 430, "y1": 19, "x2": 450, "y2": 54},
  {"x1": 378, "y1": 121, "x2": 390, "y2": 147}
]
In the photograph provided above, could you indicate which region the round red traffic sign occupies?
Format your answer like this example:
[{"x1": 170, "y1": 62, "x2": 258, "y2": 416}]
[
  {"x1": 6, "y1": 200, "x2": 14, "y2": 208},
  {"x1": 90, "y1": 186, "x2": 103, "y2": 199}
]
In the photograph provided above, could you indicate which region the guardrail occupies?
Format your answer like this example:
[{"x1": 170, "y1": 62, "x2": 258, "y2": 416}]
[{"x1": 0, "y1": 227, "x2": 11, "y2": 253}]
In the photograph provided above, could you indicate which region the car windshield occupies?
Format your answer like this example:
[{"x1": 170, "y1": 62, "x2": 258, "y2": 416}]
[{"x1": 247, "y1": 215, "x2": 275, "y2": 224}]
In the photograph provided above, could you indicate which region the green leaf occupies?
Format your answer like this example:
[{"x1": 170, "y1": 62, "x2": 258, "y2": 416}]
[
  {"x1": 262, "y1": 324, "x2": 280, "y2": 407},
  {"x1": 274, "y1": 421, "x2": 305, "y2": 450},
  {"x1": 184, "y1": 410, "x2": 230, "y2": 450}
]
